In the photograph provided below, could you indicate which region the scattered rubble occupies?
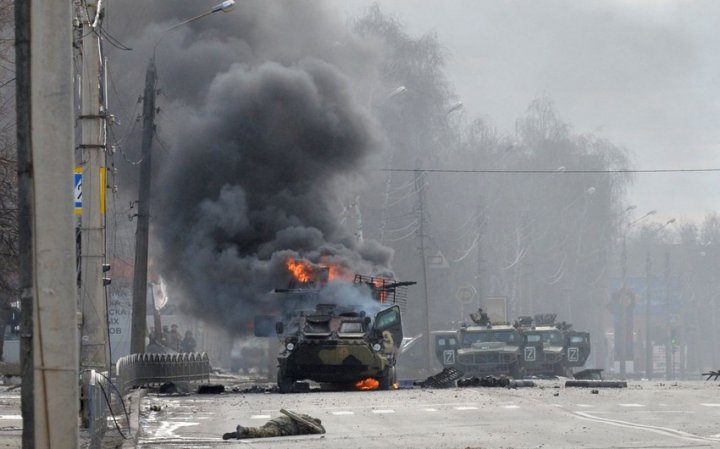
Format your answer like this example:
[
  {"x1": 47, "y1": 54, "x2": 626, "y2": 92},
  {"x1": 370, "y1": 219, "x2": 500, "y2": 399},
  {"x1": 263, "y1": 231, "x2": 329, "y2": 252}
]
[
  {"x1": 197, "y1": 384, "x2": 225, "y2": 394},
  {"x1": 565, "y1": 380, "x2": 627, "y2": 388},
  {"x1": 415, "y1": 367, "x2": 464, "y2": 389}
]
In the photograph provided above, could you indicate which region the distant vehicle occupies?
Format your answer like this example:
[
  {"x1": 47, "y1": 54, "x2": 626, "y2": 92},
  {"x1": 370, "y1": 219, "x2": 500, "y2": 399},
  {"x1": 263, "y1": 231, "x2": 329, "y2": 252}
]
[
  {"x1": 515, "y1": 314, "x2": 591, "y2": 378},
  {"x1": 275, "y1": 301, "x2": 403, "y2": 392},
  {"x1": 434, "y1": 309, "x2": 523, "y2": 378}
]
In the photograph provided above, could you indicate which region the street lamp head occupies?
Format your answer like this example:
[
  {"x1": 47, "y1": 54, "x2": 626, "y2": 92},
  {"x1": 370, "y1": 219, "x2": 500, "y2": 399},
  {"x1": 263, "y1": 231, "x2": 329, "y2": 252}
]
[
  {"x1": 666, "y1": 218, "x2": 676, "y2": 225},
  {"x1": 625, "y1": 205, "x2": 637, "y2": 212},
  {"x1": 447, "y1": 101, "x2": 464, "y2": 114},
  {"x1": 647, "y1": 210, "x2": 657, "y2": 216},
  {"x1": 212, "y1": 0, "x2": 236, "y2": 13},
  {"x1": 387, "y1": 86, "x2": 408, "y2": 99}
]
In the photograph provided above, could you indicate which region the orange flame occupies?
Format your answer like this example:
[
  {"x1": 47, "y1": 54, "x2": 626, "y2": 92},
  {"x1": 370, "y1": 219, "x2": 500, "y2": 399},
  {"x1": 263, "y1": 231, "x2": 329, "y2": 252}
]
[
  {"x1": 287, "y1": 258, "x2": 314, "y2": 283},
  {"x1": 374, "y1": 279, "x2": 388, "y2": 303},
  {"x1": 355, "y1": 378, "x2": 380, "y2": 391}
]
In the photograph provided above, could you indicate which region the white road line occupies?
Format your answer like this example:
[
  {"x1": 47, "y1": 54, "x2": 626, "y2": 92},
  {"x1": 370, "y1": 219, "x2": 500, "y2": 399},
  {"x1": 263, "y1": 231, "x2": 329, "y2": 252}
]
[
  {"x1": 502, "y1": 405, "x2": 520, "y2": 409},
  {"x1": 250, "y1": 415, "x2": 271, "y2": 420},
  {"x1": 424, "y1": 408, "x2": 438, "y2": 412},
  {"x1": 619, "y1": 404, "x2": 645, "y2": 407},
  {"x1": 700, "y1": 403, "x2": 720, "y2": 407},
  {"x1": 372, "y1": 410, "x2": 395, "y2": 414},
  {"x1": 550, "y1": 404, "x2": 563, "y2": 407},
  {"x1": 575, "y1": 404, "x2": 592, "y2": 408},
  {"x1": 574, "y1": 411, "x2": 720, "y2": 443},
  {"x1": 331, "y1": 411, "x2": 354, "y2": 416},
  {"x1": 0, "y1": 415, "x2": 21, "y2": 420},
  {"x1": 454, "y1": 406, "x2": 478, "y2": 411}
]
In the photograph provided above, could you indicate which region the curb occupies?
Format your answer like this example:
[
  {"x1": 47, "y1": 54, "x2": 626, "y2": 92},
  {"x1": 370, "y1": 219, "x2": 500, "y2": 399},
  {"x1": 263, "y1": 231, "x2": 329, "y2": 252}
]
[{"x1": 121, "y1": 389, "x2": 145, "y2": 449}]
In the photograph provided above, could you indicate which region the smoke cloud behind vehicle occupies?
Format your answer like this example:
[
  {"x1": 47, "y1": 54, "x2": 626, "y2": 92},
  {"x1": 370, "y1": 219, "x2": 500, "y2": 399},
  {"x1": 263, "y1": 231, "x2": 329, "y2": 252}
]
[{"x1": 110, "y1": 1, "x2": 395, "y2": 330}]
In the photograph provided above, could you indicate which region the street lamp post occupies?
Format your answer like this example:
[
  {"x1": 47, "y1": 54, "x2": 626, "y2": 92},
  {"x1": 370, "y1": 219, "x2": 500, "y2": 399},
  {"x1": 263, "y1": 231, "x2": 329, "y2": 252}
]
[
  {"x1": 130, "y1": 0, "x2": 236, "y2": 354},
  {"x1": 618, "y1": 208, "x2": 654, "y2": 378},
  {"x1": 644, "y1": 218, "x2": 675, "y2": 380}
]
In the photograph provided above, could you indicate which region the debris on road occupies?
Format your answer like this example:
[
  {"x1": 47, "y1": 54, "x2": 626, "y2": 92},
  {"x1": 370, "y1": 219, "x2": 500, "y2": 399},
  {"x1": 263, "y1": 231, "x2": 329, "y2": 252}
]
[
  {"x1": 456, "y1": 375, "x2": 535, "y2": 388},
  {"x1": 197, "y1": 384, "x2": 225, "y2": 394},
  {"x1": 415, "y1": 367, "x2": 464, "y2": 389},
  {"x1": 565, "y1": 380, "x2": 627, "y2": 388},
  {"x1": 158, "y1": 381, "x2": 192, "y2": 395}
]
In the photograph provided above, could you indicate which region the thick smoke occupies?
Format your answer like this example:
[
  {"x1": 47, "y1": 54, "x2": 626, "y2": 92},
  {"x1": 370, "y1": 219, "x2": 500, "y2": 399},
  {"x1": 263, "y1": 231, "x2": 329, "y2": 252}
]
[{"x1": 114, "y1": 1, "x2": 395, "y2": 330}]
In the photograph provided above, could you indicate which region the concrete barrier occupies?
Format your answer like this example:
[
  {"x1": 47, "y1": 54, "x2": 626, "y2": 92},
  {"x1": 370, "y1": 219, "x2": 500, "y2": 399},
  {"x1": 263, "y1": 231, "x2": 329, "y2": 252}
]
[{"x1": 116, "y1": 352, "x2": 211, "y2": 395}]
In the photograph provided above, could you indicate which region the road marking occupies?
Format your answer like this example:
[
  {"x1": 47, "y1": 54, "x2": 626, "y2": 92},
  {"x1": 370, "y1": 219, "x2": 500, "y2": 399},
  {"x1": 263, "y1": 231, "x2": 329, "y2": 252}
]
[
  {"x1": 0, "y1": 415, "x2": 21, "y2": 420},
  {"x1": 372, "y1": 410, "x2": 395, "y2": 414},
  {"x1": 424, "y1": 408, "x2": 438, "y2": 412},
  {"x1": 250, "y1": 415, "x2": 271, "y2": 420},
  {"x1": 574, "y1": 411, "x2": 720, "y2": 443},
  {"x1": 700, "y1": 403, "x2": 720, "y2": 407},
  {"x1": 575, "y1": 404, "x2": 592, "y2": 408},
  {"x1": 619, "y1": 403, "x2": 645, "y2": 407},
  {"x1": 454, "y1": 406, "x2": 478, "y2": 411},
  {"x1": 331, "y1": 411, "x2": 354, "y2": 416},
  {"x1": 550, "y1": 404, "x2": 563, "y2": 407},
  {"x1": 502, "y1": 405, "x2": 520, "y2": 409}
]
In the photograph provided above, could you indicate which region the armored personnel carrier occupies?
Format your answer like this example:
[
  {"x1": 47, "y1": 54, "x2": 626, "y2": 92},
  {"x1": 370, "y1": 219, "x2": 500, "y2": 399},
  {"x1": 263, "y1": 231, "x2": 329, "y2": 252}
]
[
  {"x1": 516, "y1": 314, "x2": 591, "y2": 377},
  {"x1": 272, "y1": 271, "x2": 414, "y2": 393},
  {"x1": 276, "y1": 302, "x2": 402, "y2": 392},
  {"x1": 434, "y1": 309, "x2": 523, "y2": 378}
]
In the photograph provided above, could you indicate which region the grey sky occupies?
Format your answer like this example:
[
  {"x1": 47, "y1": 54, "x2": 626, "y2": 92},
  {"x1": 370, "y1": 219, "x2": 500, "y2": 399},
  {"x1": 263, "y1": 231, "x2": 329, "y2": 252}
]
[{"x1": 338, "y1": 0, "x2": 720, "y2": 225}]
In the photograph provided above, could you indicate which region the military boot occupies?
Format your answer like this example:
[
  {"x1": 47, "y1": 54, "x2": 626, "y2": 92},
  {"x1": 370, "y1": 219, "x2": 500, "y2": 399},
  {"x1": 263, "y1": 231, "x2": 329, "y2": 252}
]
[{"x1": 222, "y1": 425, "x2": 248, "y2": 440}]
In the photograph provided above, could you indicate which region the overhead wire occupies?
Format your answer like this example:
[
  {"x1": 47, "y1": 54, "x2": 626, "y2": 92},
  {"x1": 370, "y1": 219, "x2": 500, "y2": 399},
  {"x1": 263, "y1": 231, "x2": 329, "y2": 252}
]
[{"x1": 378, "y1": 167, "x2": 720, "y2": 174}]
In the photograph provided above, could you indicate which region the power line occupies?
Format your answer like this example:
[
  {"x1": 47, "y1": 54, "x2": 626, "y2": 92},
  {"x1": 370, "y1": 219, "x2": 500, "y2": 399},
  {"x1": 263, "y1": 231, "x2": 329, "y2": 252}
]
[{"x1": 377, "y1": 167, "x2": 720, "y2": 174}]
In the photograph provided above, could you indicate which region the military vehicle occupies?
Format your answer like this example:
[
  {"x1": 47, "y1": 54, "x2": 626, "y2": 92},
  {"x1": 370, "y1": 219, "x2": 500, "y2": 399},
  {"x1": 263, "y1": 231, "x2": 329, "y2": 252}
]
[
  {"x1": 434, "y1": 309, "x2": 524, "y2": 378},
  {"x1": 516, "y1": 314, "x2": 591, "y2": 377},
  {"x1": 272, "y1": 272, "x2": 414, "y2": 393}
]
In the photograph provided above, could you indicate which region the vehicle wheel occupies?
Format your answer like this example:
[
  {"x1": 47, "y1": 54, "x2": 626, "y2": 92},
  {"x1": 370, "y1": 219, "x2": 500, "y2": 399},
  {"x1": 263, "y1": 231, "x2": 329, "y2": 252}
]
[{"x1": 277, "y1": 369, "x2": 294, "y2": 394}]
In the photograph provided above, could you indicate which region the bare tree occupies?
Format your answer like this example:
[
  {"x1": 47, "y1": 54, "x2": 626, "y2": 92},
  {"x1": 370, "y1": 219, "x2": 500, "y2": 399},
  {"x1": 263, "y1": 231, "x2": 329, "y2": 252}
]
[{"x1": 0, "y1": 0, "x2": 16, "y2": 361}]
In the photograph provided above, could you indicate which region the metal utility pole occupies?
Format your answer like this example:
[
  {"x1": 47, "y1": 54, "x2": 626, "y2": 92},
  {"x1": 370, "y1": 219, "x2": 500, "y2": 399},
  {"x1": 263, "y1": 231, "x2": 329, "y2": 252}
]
[
  {"x1": 645, "y1": 250, "x2": 653, "y2": 380},
  {"x1": 78, "y1": 0, "x2": 109, "y2": 381},
  {"x1": 130, "y1": 60, "x2": 157, "y2": 354},
  {"x1": 414, "y1": 168, "x2": 432, "y2": 374},
  {"x1": 619, "y1": 235, "x2": 627, "y2": 378},
  {"x1": 16, "y1": 0, "x2": 78, "y2": 445},
  {"x1": 129, "y1": 0, "x2": 236, "y2": 355},
  {"x1": 664, "y1": 251, "x2": 671, "y2": 380}
]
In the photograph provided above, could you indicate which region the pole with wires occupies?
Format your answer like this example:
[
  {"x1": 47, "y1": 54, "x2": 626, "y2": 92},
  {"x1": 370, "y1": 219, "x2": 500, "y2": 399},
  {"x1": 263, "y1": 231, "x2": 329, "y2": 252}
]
[
  {"x1": 130, "y1": 0, "x2": 236, "y2": 355},
  {"x1": 77, "y1": 0, "x2": 110, "y2": 426},
  {"x1": 130, "y1": 60, "x2": 156, "y2": 354}
]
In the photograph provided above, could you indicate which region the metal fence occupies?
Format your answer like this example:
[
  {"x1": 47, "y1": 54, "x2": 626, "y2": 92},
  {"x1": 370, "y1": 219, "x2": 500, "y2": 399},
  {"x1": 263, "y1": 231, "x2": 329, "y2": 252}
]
[
  {"x1": 116, "y1": 352, "x2": 212, "y2": 395},
  {"x1": 87, "y1": 370, "x2": 110, "y2": 449}
]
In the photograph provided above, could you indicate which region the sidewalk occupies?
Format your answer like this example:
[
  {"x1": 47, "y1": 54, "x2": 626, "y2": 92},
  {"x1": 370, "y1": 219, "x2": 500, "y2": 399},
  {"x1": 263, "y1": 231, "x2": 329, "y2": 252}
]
[{"x1": 0, "y1": 385, "x2": 21, "y2": 448}]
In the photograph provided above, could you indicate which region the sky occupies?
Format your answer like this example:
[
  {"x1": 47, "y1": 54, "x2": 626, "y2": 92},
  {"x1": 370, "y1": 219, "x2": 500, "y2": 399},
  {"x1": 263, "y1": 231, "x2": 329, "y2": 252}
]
[{"x1": 338, "y1": 0, "x2": 720, "y2": 226}]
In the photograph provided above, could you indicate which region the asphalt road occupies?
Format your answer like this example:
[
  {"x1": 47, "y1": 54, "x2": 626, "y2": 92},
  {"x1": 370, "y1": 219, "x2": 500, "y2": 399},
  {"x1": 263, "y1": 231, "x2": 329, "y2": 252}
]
[{"x1": 138, "y1": 380, "x2": 720, "y2": 449}]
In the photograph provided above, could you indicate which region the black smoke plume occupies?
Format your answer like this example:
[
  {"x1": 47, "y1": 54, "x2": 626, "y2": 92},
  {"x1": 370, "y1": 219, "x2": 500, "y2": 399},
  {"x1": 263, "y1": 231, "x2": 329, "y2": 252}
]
[{"x1": 111, "y1": 1, "x2": 395, "y2": 331}]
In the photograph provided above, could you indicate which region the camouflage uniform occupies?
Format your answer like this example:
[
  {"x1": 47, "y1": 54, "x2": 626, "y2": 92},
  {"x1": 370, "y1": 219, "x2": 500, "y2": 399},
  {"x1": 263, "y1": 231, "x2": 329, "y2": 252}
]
[{"x1": 223, "y1": 414, "x2": 324, "y2": 439}]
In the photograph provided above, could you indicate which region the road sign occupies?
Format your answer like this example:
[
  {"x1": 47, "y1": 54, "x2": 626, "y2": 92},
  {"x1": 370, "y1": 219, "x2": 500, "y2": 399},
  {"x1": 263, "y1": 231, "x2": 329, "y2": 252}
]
[
  {"x1": 456, "y1": 285, "x2": 477, "y2": 304},
  {"x1": 74, "y1": 167, "x2": 83, "y2": 215}
]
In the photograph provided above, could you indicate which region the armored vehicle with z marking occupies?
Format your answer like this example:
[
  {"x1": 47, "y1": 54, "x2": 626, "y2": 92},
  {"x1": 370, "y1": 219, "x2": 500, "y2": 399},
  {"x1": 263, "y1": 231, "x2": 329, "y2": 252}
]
[
  {"x1": 516, "y1": 314, "x2": 591, "y2": 377},
  {"x1": 434, "y1": 309, "x2": 524, "y2": 378}
]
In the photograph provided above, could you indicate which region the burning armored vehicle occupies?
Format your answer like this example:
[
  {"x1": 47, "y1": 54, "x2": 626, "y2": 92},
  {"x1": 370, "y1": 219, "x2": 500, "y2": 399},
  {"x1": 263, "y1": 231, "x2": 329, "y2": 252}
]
[{"x1": 264, "y1": 259, "x2": 415, "y2": 392}]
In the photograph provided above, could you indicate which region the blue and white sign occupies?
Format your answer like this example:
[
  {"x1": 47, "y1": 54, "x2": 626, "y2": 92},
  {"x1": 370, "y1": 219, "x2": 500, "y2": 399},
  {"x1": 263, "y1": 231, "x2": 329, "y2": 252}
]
[{"x1": 74, "y1": 168, "x2": 82, "y2": 215}]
